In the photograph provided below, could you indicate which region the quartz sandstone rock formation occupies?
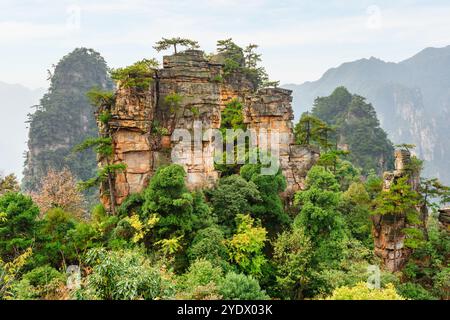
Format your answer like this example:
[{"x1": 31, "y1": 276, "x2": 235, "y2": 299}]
[
  {"x1": 372, "y1": 149, "x2": 426, "y2": 272},
  {"x1": 244, "y1": 88, "x2": 319, "y2": 198},
  {"x1": 438, "y1": 207, "x2": 450, "y2": 232},
  {"x1": 99, "y1": 50, "x2": 318, "y2": 208}
]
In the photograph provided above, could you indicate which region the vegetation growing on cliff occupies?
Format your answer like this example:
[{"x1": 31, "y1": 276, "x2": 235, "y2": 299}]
[
  {"x1": 216, "y1": 38, "x2": 279, "y2": 89},
  {"x1": 308, "y1": 86, "x2": 395, "y2": 175},
  {"x1": 22, "y1": 48, "x2": 113, "y2": 197}
]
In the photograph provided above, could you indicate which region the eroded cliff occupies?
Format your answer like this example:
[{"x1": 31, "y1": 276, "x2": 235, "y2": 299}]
[{"x1": 99, "y1": 50, "x2": 318, "y2": 208}]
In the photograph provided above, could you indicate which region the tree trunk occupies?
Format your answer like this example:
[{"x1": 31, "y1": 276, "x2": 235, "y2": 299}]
[
  {"x1": 105, "y1": 157, "x2": 116, "y2": 215},
  {"x1": 393, "y1": 213, "x2": 397, "y2": 271}
]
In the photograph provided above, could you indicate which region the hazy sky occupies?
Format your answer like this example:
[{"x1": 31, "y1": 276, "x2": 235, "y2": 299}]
[{"x1": 2, "y1": 0, "x2": 450, "y2": 89}]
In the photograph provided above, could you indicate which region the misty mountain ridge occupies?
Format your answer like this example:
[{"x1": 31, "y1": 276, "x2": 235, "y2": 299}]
[
  {"x1": 0, "y1": 81, "x2": 44, "y2": 179},
  {"x1": 283, "y1": 45, "x2": 450, "y2": 185}
]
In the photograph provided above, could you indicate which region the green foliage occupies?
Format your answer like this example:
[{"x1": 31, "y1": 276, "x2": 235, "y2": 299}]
[
  {"x1": 0, "y1": 193, "x2": 40, "y2": 262},
  {"x1": 86, "y1": 88, "x2": 114, "y2": 108},
  {"x1": 317, "y1": 150, "x2": 350, "y2": 173},
  {"x1": 111, "y1": 58, "x2": 158, "y2": 90},
  {"x1": 153, "y1": 37, "x2": 199, "y2": 54},
  {"x1": 294, "y1": 112, "x2": 333, "y2": 149},
  {"x1": 216, "y1": 38, "x2": 276, "y2": 89},
  {"x1": 176, "y1": 259, "x2": 223, "y2": 300},
  {"x1": 294, "y1": 166, "x2": 348, "y2": 269},
  {"x1": 0, "y1": 174, "x2": 20, "y2": 196},
  {"x1": 77, "y1": 248, "x2": 175, "y2": 300},
  {"x1": 164, "y1": 93, "x2": 183, "y2": 114},
  {"x1": 402, "y1": 216, "x2": 449, "y2": 299},
  {"x1": 341, "y1": 182, "x2": 373, "y2": 247},
  {"x1": 272, "y1": 226, "x2": 312, "y2": 299},
  {"x1": 215, "y1": 99, "x2": 247, "y2": 176},
  {"x1": 73, "y1": 137, "x2": 113, "y2": 156},
  {"x1": 335, "y1": 160, "x2": 361, "y2": 191},
  {"x1": 218, "y1": 272, "x2": 269, "y2": 300},
  {"x1": 116, "y1": 193, "x2": 144, "y2": 218},
  {"x1": 211, "y1": 175, "x2": 261, "y2": 232},
  {"x1": 240, "y1": 163, "x2": 289, "y2": 232},
  {"x1": 220, "y1": 99, "x2": 245, "y2": 132},
  {"x1": 420, "y1": 178, "x2": 450, "y2": 211},
  {"x1": 396, "y1": 282, "x2": 438, "y2": 300},
  {"x1": 226, "y1": 214, "x2": 267, "y2": 277},
  {"x1": 365, "y1": 169, "x2": 383, "y2": 199},
  {"x1": 187, "y1": 226, "x2": 228, "y2": 269},
  {"x1": 142, "y1": 165, "x2": 193, "y2": 238},
  {"x1": 312, "y1": 87, "x2": 394, "y2": 174},
  {"x1": 327, "y1": 282, "x2": 404, "y2": 300},
  {"x1": 34, "y1": 208, "x2": 77, "y2": 267},
  {"x1": 0, "y1": 248, "x2": 33, "y2": 299},
  {"x1": 372, "y1": 176, "x2": 421, "y2": 217},
  {"x1": 10, "y1": 265, "x2": 66, "y2": 300},
  {"x1": 212, "y1": 75, "x2": 223, "y2": 83},
  {"x1": 77, "y1": 163, "x2": 126, "y2": 191}
]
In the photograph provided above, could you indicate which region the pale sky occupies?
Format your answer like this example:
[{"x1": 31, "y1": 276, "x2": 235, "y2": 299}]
[{"x1": 1, "y1": 0, "x2": 450, "y2": 89}]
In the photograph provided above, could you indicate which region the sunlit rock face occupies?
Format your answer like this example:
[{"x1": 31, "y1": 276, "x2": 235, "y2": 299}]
[{"x1": 99, "y1": 50, "x2": 318, "y2": 208}]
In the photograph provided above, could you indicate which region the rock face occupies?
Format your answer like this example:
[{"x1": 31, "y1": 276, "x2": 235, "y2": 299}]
[
  {"x1": 243, "y1": 88, "x2": 319, "y2": 197},
  {"x1": 438, "y1": 207, "x2": 450, "y2": 232},
  {"x1": 372, "y1": 149, "x2": 425, "y2": 272},
  {"x1": 100, "y1": 50, "x2": 318, "y2": 208}
]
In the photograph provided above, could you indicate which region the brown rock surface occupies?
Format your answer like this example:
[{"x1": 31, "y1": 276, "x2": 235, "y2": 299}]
[{"x1": 98, "y1": 50, "x2": 318, "y2": 208}]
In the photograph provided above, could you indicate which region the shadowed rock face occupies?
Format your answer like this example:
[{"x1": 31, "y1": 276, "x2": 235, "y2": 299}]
[{"x1": 99, "y1": 50, "x2": 318, "y2": 208}]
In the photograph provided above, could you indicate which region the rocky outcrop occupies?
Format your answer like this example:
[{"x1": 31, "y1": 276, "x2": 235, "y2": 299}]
[
  {"x1": 100, "y1": 50, "x2": 318, "y2": 208},
  {"x1": 438, "y1": 207, "x2": 450, "y2": 232},
  {"x1": 372, "y1": 149, "x2": 426, "y2": 272},
  {"x1": 244, "y1": 88, "x2": 319, "y2": 197}
]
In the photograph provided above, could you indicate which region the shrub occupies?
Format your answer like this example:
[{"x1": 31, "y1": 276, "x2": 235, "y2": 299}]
[
  {"x1": 187, "y1": 226, "x2": 228, "y2": 268},
  {"x1": 327, "y1": 282, "x2": 404, "y2": 300},
  {"x1": 226, "y1": 214, "x2": 267, "y2": 277},
  {"x1": 218, "y1": 272, "x2": 269, "y2": 300},
  {"x1": 177, "y1": 259, "x2": 223, "y2": 300},
  {"x1": 10, "y1": 265, "x2": 66, "y2": 300},
  {"x1": 0, "y1": 193, "x2": 40, "y2": 262},
  {"x1": 396, "y1": 282, "x2": 437, "y2": 300},
  {"x1": 76, "y1": 248, "x2": 175, "y2": 300}
]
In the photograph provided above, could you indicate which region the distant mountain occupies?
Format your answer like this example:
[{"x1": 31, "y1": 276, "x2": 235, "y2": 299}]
[
  {"x1": 22, "y1": 48, "x2": 113, "y2": 192},
  {"x1": 0, "y1": 82, "x2": 44, "y2": 179},
  {"x1": 283, "y1": 45, "x2": 450, "y2": 185}
]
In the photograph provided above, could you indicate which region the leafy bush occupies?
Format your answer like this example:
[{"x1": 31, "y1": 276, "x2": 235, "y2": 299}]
[
  {"x1": 10, "y1": 265, "x2": 66, "y2": 300},
  {"x1": 211, "y1": 175, "x2": 261, "y2": 232},
  {"x1": 111, "y1": 59, "x2": 158, "y2": 90},
  {"x1": 396, "y1": 282, "x2": 437, "y2": 300},
  {"x1": 226, "y1": 214, "x2": 267, "y2": 277},
  {"x1": 218, "y1": 272, "x2": 269, "y2": 300},
  {"x1": 176, "y1": 259, "x2": 223, "y2": 299},
  {"x1": 187, "y1": 226, "x2": 228, "y2": 268},
  {"x1": 76, "y1": 248, "x2": 175, "y2": 300},
  {"x1": 0, "y1": 193, "x2": 40, "y2": 262},
  {"x1": 327, "y1": 282, "x2": 404, "y2": 300},
  {"x1": 273, "y1": 227, "x2": 312, "y2": 299}
]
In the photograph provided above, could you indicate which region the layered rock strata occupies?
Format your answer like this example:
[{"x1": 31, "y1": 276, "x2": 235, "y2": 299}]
[{"x1": 99, "y1": 50, "x2": 318, "y2": 208}]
